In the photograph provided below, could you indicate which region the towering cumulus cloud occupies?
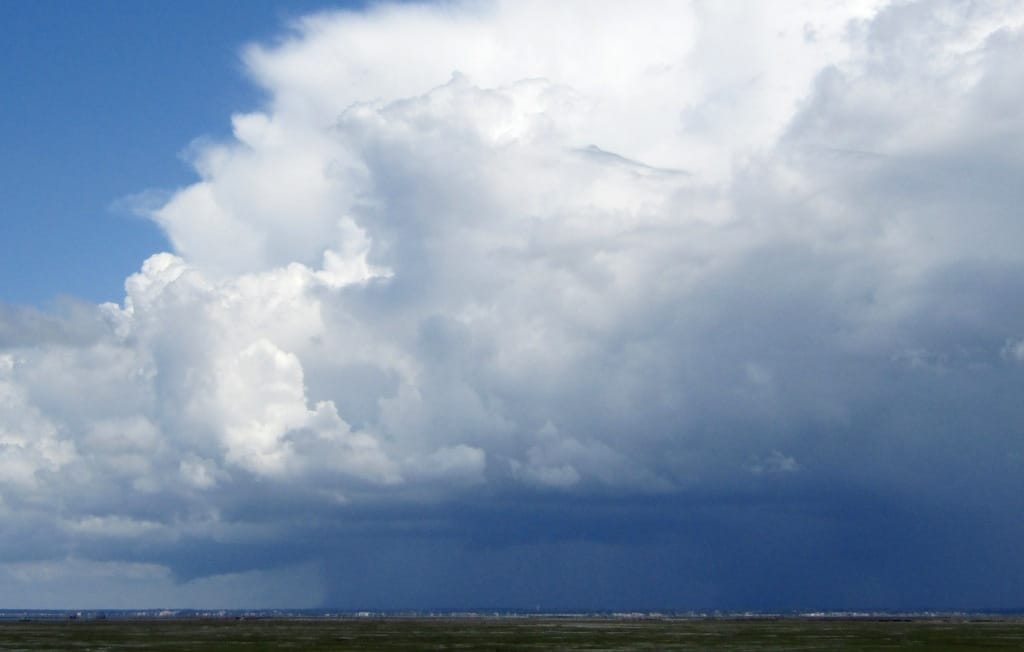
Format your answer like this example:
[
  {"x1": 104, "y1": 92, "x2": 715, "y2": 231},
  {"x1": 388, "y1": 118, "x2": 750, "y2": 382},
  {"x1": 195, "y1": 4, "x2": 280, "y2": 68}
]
[{"x1": 3, "y1": 0, "x2": 1024, "y2": 609}]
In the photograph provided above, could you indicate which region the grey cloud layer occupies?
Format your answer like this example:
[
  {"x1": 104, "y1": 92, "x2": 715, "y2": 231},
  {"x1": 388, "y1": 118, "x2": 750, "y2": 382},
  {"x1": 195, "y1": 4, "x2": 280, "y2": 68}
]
[{"x1": 2, "y1": 0, "x2": 1024, "y2": 608}]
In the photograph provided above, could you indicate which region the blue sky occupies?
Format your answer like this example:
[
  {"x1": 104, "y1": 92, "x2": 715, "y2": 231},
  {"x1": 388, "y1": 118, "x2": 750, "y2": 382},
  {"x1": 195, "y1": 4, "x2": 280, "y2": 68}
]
[
  {"x1": 0, "y1": 1, "x2": 357, "y2": 305},
  {"x1": 2, "y1": 0, "x2": 1024, "y2": 611}
]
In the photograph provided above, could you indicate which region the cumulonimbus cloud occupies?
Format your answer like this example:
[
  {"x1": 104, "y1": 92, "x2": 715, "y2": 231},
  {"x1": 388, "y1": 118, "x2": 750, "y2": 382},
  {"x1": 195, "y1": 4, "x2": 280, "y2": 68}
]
[{"x1": 3, "y1": 0, "x2": 1024, "y2": 608}]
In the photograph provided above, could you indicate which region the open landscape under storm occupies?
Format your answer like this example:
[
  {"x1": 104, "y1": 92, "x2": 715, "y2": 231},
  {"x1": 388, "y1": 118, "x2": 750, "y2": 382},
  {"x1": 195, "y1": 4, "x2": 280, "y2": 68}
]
[{"x1": 3, "y1": 612, "x2": 1024, "y2": 650}]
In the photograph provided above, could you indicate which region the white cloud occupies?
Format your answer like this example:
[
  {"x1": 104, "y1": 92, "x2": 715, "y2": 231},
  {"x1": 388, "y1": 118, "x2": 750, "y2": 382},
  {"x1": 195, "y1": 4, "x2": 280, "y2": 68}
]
[
  {"x1": 5, "y1": 0, "x2": 1024, "y2": 606},
  {"x1": 1004, "y1": 338, "x2": 1024, "y2": 363},
  {"x1": 750, "y1": 451, "x2": 800, "y2": 475},
  {"x1": 0, "y1": 356, "x2": 74, "y2": 492},
  {"x1": 62, "y1": 515, "x2": 166, "y2": 539}
]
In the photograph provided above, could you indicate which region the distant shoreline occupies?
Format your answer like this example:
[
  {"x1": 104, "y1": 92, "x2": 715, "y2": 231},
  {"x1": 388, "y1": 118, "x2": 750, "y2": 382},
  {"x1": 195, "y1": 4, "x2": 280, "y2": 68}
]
[{"x1": 3, "y1": 610, "x2": 1024, "y2": 622}]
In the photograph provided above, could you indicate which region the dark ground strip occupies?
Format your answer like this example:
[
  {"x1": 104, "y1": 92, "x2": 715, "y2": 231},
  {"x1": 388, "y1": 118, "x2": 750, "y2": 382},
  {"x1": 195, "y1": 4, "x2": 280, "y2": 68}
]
[{"x1": 1, "y1": 617, "x2": 1023, "y2": 651}]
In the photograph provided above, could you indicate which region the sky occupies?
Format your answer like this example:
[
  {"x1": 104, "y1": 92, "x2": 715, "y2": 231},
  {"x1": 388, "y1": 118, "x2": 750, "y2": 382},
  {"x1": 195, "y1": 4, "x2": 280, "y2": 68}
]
[
  {"x1": 1, "y1": 0, "x2": 1024, "y2": 611},
  {"x1": 0, "y1": 0, "x2": 360, "y2": 305}
]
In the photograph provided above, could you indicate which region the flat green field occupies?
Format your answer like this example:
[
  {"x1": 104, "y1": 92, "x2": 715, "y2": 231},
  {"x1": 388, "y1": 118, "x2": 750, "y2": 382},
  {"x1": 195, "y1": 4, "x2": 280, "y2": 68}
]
[{"x1": 1, "y1": 617, "x2": 1023, "y2": 651}]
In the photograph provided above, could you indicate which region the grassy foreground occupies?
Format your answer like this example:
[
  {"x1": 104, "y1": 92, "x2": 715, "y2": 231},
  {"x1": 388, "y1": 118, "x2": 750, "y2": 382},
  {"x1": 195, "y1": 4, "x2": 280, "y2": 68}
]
[{"x1": 1, "y1": 616, "x2": 1023, "y2": 650}]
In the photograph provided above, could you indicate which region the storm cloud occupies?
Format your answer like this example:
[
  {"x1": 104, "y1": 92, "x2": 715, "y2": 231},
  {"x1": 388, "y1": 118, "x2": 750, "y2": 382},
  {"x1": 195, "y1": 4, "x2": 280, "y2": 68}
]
[{"x1": 2, "y1": 0, "x2": 1024, "y2": 609}]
